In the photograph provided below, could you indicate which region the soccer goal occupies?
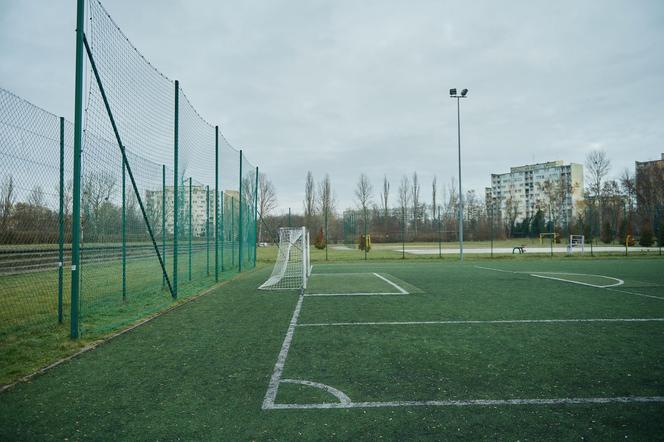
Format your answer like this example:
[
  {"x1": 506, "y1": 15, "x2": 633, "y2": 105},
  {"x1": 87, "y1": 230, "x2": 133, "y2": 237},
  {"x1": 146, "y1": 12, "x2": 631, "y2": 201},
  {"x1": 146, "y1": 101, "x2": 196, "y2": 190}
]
[
  {"x1": 568, "y1": 234, "x2": 585, "y2": 254},
  {"x1": 259, "y1": 227, "x2": 311, "y2": 291}
]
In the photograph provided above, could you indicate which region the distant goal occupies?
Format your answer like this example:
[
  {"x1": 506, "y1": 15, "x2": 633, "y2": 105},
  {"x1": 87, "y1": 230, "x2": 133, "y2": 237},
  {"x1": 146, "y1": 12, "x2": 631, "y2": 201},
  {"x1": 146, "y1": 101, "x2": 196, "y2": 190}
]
[
  {"x1": 567, "y1": 234, "x2": 585, "y2": 254},
  {"x1": 259, "y1": 227, "x2": 311, "y2": 291}
]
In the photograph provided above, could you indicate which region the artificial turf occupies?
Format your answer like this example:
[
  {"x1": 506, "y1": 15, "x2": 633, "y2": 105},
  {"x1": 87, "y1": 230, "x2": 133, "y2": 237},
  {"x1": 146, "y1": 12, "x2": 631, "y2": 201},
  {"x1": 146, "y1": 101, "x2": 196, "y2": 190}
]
[{"x1": 1, "y1": 257, "x2": 663, "y2": 440}]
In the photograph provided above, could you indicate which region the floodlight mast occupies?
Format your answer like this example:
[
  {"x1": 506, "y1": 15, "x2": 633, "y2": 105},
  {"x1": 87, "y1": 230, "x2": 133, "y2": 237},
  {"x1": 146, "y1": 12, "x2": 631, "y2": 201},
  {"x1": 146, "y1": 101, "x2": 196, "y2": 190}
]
[{"x1": 449, "y1": 88, "x2": 469, "y2": 261}]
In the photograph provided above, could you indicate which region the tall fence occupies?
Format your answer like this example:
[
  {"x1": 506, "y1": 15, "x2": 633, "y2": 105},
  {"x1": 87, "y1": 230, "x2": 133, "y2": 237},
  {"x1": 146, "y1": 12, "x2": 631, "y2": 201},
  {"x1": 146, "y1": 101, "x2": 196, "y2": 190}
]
[{"x1": 0, "y1": 0, "x2": 258, "y2": 344}]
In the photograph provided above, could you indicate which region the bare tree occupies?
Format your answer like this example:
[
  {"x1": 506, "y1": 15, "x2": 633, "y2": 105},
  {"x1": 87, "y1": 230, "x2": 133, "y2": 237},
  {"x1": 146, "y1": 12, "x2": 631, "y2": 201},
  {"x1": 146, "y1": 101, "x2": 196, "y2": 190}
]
[
  {"x1": 431, "y1": 175, "x2": 437, "y2": 225},
  {"x1": 504, "y1": 189, "x2": 520, "y2": 237},
  {"x1": 304, "y1": 171, "x2": 316, "y2": 230},
  {"x1": 585, "y1": 150, "x2": 611, "y2": 198},
  {"x1": 620, "y1": 169, "x2": 635, "y2": 214},
  {"x1": 398, "y1": 175, "x2": 411, "y2": 237},
  {"x1": 1, "y1": 175, "x2": 15, "y2": 230},
  {"x1": 27, "y1": 185, "x2": 46, "y2": 208},
  {"x1": 380, "y1": 175, "x2": 390, "y2": 222},
  {"x1": 317, "y1": 174, "x2": 334, "y2": 233},
  {"x1": 380, "y1": 175, "x2": 390, "y2": 235},
  {"x1": 258, "y1": 173, "x2": 277, "y2": 242},
  {"x1": 585, "y1": 149, "x2": 611, "y2": 229},
  {"x1": 412, "y1": 172, "x2": 420, "y2": 236},
  {"x1": 355, "y1": 173, "x2": 373, "y2": 213}
]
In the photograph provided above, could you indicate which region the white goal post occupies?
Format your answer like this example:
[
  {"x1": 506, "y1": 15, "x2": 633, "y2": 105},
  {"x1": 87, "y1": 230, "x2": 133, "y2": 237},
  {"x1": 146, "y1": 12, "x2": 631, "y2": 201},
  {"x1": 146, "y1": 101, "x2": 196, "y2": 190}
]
[
  {"x1": 259, "y1": 227, "x2": 311, "y2": 291},
  {"x1": 568, "y1": 234, "x2": 585, "y2": 254}
]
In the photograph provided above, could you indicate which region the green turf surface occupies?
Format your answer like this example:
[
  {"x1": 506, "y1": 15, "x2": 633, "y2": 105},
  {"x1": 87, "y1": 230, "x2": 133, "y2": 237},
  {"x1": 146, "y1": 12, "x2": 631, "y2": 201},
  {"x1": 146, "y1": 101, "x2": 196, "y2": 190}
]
[
  {"x1": 1, "y1": 257, "x2": 663, "y2": 439},
  {"x1": 0, "y1": 245, "x2": 244, "y2": 385}
]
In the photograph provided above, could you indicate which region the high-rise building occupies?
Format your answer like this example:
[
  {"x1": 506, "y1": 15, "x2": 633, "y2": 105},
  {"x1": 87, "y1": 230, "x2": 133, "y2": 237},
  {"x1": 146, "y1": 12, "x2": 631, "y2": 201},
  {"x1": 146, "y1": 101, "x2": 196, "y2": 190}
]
[
  {"x1": 485, "y1": 161, "x2": 584, "y2": 226},
  {"x1": 146, "y1": 185, "x2": 213, "y2": 237}
]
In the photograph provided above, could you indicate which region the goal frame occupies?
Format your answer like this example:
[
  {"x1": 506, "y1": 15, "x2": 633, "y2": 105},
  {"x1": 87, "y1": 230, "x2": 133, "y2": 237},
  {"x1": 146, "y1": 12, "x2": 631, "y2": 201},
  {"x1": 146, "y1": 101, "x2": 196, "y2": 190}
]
[
  {"x1": 568, "y1": 234, "x2": 585, "y2": 254},
  {"x1": 259, "y1": 226, "x2": 311, "y2": 291}
]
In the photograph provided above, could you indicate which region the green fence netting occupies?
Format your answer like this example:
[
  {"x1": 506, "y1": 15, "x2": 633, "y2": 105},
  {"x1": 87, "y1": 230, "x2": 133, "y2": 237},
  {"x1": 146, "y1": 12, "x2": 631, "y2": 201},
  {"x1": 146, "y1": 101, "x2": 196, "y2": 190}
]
[
  {"x1": 0, "y1": 0, "x2": 258, "y2": 343},
  {"x1": 0, "y1": 88, "x2": 74, "y2": 343}
]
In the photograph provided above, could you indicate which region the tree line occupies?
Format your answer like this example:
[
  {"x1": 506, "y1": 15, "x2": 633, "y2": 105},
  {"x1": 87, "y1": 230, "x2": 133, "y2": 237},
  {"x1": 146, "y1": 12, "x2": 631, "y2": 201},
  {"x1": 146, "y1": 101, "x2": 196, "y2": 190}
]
[{"x1": 262, "y1": 149, "x2": 663, "y2": 246}]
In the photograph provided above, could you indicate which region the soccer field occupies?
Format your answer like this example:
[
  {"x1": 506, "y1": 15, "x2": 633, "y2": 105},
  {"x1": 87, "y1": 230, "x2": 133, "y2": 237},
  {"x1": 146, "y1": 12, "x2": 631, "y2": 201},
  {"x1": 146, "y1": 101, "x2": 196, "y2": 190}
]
[{"x1": 1, "y1": 258, "x2": 663, "y2": 439}]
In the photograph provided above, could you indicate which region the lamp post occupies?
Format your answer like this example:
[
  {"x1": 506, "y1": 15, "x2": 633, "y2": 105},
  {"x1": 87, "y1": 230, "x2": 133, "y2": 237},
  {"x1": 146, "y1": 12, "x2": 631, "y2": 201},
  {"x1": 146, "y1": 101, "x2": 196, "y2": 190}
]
[{"x1": 450, "y1": 88, "x2": 468, "y2": 261}]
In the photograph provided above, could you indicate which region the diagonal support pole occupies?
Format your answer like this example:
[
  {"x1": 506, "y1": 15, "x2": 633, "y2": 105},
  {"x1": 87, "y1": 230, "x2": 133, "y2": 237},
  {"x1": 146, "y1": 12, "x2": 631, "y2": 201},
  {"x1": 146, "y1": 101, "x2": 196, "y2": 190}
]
[{"x1": 83, "y1": 34, "x2": 175, "y2": 298}]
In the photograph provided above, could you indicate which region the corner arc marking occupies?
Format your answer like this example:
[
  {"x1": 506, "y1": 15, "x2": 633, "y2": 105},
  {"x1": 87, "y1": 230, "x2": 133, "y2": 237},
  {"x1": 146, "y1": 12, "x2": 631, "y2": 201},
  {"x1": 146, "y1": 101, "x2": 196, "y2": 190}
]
[{"x1": 280, "y1": 379, "x2": 351, "y2": 405}]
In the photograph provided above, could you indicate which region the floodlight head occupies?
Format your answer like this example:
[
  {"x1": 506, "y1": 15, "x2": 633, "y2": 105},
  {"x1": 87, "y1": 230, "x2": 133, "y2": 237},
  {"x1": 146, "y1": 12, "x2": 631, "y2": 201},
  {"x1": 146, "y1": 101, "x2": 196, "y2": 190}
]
[
  {"x1": 449, "y1": 88, "x2": 457, "y2": 96},
  {"x1": 461, "y1": 88, "x2": 468, "y2": 97}
]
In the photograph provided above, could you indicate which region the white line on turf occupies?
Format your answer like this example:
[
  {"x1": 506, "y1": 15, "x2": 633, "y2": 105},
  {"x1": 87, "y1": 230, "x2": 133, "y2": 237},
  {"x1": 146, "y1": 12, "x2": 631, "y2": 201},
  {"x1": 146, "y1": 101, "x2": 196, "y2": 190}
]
[
  {"x1": 304, "y1": 273, "x2": 409, "y2": 297},
  {"x1": 262, "y1": 293, "x2": 304, "y2": 410},
  {"x1": 279, "y1": 379, "x2": 351, "y2": 405},
  {"x1": 305, "y1": 292, "x2": 408, "y2": 297},
  {"x1": 297, "y1": 318, "x2": 664, "y2": 327},
  {"x1": 373, "y1": 272, "x2": 409, "y2": 294},
  {"x1": 529, "y1": 273, "x2": 624, "y2": 288},
  {"x1": 606, "y1": 287, "x2": 664, "y2": 301},
  {"x1": 475, "y1": 266, "x2": 664, "y2": 300},
  {"x1": 268, "y1": 396, "x2": 664, "y2": 409}
]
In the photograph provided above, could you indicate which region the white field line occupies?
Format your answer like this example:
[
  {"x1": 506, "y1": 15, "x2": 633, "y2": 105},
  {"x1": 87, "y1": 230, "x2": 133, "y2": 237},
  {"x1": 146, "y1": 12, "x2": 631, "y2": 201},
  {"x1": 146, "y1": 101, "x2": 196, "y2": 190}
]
[
  {"x1": 310, "y1": 272, "x2": 380, "y2": 276},
  {"x1": 606, "y1": 287, "x2": 664, "y2": 301},
  {"x1": 529, "y1": 273, "x2": 624, "y2": 288},
  {"x1": 298, "y1": 318, "x2": 664, "y2": 327},
  {"x1": 305, "y1": 292, "x2": 409, "y2": 297},
  {"x1": 280, "y1": 379, "x2": 351, "y2": 405},
  {"x1": 261, "y1": 293, "x2": 305, "y2": 410},
  {"x1": 304, "y1": 273, "x2": 409, "y2": 297},
  {"x1": 268, "y1": 396, "x2": 664, "y2": 410},
  {"x1": 475, "y1": 266, "x2": 664, "y2": 300},
  {"x1": 373, "y1": 272, "x2": 409, "y2": 294}
]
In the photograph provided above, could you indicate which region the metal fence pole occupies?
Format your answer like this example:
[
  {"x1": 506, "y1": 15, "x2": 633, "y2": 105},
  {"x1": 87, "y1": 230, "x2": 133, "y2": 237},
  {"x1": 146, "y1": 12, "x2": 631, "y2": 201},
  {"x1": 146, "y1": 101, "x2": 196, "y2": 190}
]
[
  {"x1": 122, "y1": 153, "x2": 126, "y2": 301},
  {"x1": 238, "y1": 150, "x2": 244, "y2": 272},
  {"x1": 189, "y1": 176, "x2": 192, "y2": 281},
  {"x1": 206, "y1": 185, "x2": 210, "y2": 276},
  {"x1": 70, "y1": 0, "x2": 85, "y2": 338},
  {"x1": 220, "y1": 193, "x2": 225, "y2": 271},
  {"x1": 254, "y1": 166, "x2": 259, "y2": 268},
  {"x1": 231, "y1": 197, "x2": 235, "y2": 267},
  {"x1": 58, "y1": 117, "x2": 65, "y2": 324},
  {"x1": 173, "y1": 80, "x2": 179, "y2": 298},
  {"x1": 162, "y1": 164, "x2": 166, "y2": 288},
  {"x1": 214, "y1": 126, "x2": 219, "y2": 281}
]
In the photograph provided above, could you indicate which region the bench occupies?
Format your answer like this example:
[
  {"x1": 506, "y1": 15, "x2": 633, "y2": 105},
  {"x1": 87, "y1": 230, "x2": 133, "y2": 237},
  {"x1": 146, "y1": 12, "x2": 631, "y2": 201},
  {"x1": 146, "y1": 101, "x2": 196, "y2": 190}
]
[{"x1": 512, "y1": 245, "x2": 526, "y2": 254}]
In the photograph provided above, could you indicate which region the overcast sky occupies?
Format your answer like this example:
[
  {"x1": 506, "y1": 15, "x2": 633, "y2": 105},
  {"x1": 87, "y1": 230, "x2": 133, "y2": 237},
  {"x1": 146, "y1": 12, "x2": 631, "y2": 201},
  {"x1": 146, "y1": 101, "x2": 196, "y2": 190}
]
[{"x1": 2, "y1": 0, "x2": 663, "y2": 213}]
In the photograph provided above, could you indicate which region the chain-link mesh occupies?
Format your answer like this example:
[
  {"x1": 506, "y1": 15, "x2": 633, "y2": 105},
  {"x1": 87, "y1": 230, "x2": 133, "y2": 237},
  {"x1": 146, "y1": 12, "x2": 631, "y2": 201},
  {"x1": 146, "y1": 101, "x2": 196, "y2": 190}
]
[
  {"x1": 0, "y1": 88, "x2": 74, "y2": 345},
  {"x1": 0, "y1": 0, "x2": 258, "y2": 348}
]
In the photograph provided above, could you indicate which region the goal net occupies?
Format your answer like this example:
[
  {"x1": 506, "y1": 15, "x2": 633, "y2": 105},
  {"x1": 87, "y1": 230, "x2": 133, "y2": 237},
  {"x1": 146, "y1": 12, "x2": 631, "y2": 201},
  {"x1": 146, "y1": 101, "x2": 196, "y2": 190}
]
[
  {"x1": 259, "y1": 227, "x2": 311, "y2": 291},
  {"x1": 568, "y1": 235, "x2": 585, "y2": 254}
]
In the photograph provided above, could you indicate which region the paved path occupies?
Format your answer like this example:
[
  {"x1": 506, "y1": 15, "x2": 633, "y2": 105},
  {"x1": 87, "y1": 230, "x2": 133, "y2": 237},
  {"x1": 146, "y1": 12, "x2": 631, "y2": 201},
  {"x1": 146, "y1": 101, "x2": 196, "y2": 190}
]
[{"x1": 394, "y1": 246, "x2": 658, "y2": 255}]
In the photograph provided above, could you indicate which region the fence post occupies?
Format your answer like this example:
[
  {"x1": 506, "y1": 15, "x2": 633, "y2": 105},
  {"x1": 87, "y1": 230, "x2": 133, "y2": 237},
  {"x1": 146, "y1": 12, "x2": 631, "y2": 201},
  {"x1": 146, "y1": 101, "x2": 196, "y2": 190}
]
[
  {"x1": 220, "y1": 193, "x2": 225, "y2": 271},
  {"x1": 58, "y1": 117, "x2": 65, "y2": 324},
  {"x1": 214, "y1": 126, "x2": 219, "y2": 281},
  {"x1": 206, "y1": 185, "x2": 210, "y2": 276},
  {"x1": 254, "y1": 166, "x2": 259, "y2": 267},
  {"x1": 231, "y1": 197, "x2": 235, "y2": 267},
  {"x1": 189, "y1": 176, "x2": 192, "y2": 281},
  {"x1": 438, "y1": 207, "x2": 442, "y2": 258},
  {"x1": 173, "y1": 80, "x2": 179, "y2": 299},
  {"x1": 122, "y1": 152, "x2": 126, "y2": 301},
  {"x1": 70, "y1": 0, "x2": 85, "y2": 338},
  {"x1": 162, "y1": 164, "x2": 166, "y2": 288},
  {"x1": 238, "y1": 150, "x2": 243, "y2": 272}
]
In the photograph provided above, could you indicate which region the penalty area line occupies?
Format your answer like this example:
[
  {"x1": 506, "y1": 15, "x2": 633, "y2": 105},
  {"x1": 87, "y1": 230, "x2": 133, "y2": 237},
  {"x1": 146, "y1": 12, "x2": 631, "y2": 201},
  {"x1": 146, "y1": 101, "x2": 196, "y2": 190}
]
[
  {"x1": 265, "y1": 396, "x2": 664, "y2": 410},
  {"x1": 262, "y1": 293, "x2": 304, "y2": 410},
  {"x1": 297, "y1": 318, "x2": 664, "y2": 327}
]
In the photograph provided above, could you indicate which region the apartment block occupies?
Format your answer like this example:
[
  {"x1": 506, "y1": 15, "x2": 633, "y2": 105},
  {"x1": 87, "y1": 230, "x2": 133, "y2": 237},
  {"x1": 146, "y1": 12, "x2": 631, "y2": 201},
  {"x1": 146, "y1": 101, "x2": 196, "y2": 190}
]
[{"x1": 485, "y1": 160, "x2": 584, "y2": 224}]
